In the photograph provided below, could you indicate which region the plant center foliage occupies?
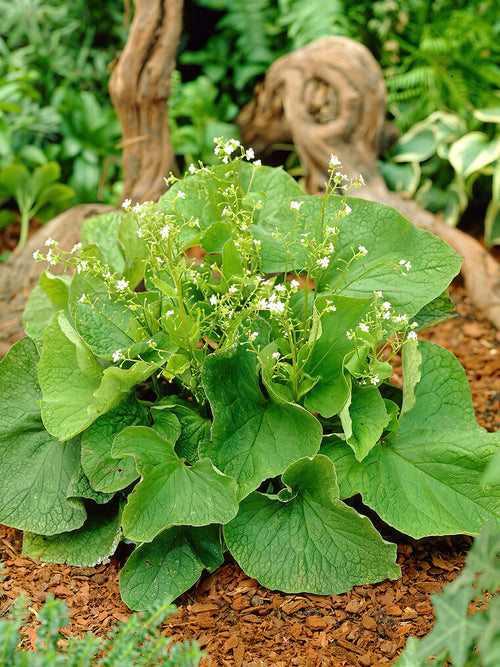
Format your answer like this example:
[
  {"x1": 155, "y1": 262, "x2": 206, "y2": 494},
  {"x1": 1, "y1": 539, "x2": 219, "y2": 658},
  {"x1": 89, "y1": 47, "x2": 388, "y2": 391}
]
[{"x1": 0, "y1": 142, "x2": 499, "y2": 610}]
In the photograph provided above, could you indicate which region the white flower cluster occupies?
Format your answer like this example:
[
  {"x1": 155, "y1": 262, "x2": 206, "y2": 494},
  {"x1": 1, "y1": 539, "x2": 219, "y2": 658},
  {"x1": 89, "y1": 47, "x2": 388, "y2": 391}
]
[
  {"x1": 258, "y1": 294, "x2": 286, "y2": 314},
  {"x1": 212, "y1": 137, "x2": 261, "y2": 166}
]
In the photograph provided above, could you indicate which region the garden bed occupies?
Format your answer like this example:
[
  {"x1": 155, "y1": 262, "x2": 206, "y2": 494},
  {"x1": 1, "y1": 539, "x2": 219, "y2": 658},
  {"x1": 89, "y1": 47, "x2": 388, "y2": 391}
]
[{"x1": 1, "y1": 281, "x2": 498, "y2": 666}]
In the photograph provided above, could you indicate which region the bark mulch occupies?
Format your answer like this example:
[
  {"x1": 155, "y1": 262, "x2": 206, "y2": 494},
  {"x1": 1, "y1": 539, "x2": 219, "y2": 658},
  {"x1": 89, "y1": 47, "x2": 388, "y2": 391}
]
[{"x1": 0, "y1": 280, "x2": 499, "y2": 666}]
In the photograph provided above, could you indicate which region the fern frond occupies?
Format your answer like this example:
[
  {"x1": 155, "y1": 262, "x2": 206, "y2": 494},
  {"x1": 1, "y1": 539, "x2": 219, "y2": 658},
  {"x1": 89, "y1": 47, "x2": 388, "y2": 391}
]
[
  {"x1": 218, "y1": 0, "x2": 276, "y2": 64},
  {"x1": 277, "y1": 0, "x2": 350, "y2": 50},
  {"x1": 386, "y1": 66, "x2": 435, "y2": 92}
]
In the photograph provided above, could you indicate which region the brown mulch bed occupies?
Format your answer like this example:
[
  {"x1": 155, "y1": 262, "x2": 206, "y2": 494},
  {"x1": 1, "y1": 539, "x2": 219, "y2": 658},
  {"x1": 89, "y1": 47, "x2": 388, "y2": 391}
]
[{"x1": 1, "y1": 281, "x2": 499, "y2": 666}]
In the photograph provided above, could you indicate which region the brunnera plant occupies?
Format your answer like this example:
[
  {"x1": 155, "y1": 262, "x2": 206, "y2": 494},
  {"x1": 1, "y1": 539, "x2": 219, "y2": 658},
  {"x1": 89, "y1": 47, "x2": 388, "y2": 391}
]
[{"x1": 1, "y1": 140, "x2": 499, "y2": 611}]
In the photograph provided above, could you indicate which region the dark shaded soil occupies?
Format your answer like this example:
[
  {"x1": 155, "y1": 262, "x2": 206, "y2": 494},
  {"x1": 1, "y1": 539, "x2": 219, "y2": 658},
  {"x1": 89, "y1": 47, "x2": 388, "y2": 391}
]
[{"x1": 0, "y1": 281, "x2": 499, "y2": 666}]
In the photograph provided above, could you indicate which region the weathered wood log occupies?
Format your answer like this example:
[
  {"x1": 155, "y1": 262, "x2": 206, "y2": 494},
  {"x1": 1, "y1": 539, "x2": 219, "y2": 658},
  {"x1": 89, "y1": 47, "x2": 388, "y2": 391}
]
[
  {"x1": 238, "y1": 36, "x2": 500, "y2": 329},
  {"x1": 0, "y1": 204, "x2": 114, "y2": 357},
  {"x1": 109, "y1": 0, "x2": 183, "y2": 204}
]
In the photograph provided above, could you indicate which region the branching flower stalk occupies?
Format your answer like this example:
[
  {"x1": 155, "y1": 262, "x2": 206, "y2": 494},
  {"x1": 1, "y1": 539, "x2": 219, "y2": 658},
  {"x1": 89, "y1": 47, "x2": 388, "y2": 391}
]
[{"x1": 33, "y1": 143, "x2": 420, "y2": 402}]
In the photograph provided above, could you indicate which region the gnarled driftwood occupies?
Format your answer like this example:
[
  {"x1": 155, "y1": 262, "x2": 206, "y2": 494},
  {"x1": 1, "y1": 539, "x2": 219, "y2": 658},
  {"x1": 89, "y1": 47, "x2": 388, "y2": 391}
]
[
  {"x1": 109, "y1": 0, "x2": 183, "y2": 204},
  {"x1": 238, "y1": 36, "x2": 500, "y2": 329}
]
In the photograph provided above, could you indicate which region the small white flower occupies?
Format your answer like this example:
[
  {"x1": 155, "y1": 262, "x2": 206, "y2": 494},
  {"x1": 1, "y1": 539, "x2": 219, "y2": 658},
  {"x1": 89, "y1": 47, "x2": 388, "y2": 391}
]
[
  {"x1": 399, "y1": 259, "x2": 412, "y2": 271},
  {"x1": 45, "y1": 237, "x2": 56, "y2": 247},
  {"x1": 346, "y1": 330, "x2": 354, "y2": 340},
  {"x1": 271, "y1": 351, "x2": 280, "y2": 359},
  {"x1": 253, "y1": 239, "x2": 261, "y2": 246},
  {"x1": 102, "y1": 271, "x2": 112, "y2": 279},
  {"x1": 222, "y1": 156, "x2": 229, "y2": 164},
  {"x1": 188, "y1": 163, "x2": 196, "y2": 174},
  {"x1": 344, "y1": 204, "x2": 352, "y2": 215},
  {"x1": 256, "y1": 199, "x2": 263, "y2": 209},
  {"x1": 326, "y1": 299, "x2": 336, "y2": 312},
  {"x1": 177, "y1": 190, "x2": 186, "y2": 199},
  {"x1": 382, "y1": 301, "x2": 391, "y2": 311},
  {"x1": 70, "y1": 242, "x2": 82, "y2": 254},
  {"x1": 116, "y1": 279, "x2": 129, "y2": 290},
  {"x1": 359, "y1": 174, "x2": 365, "y2": 185},
  {"x1": 209, "y1": 294, "x2": 217, "y2": 306},
  {"x1": 137, "y1": 228, "x2": 144, "y2": 238},
  {"x1": 253, "y1": 159, "x2": 262, "y2": 167},
  {"x1": 407, "y1": 331, "x2": 418, "y2": 341},
  {"x1": 329, "y1": 154, "x2": 341, "y2": 168},
  {"x1": 269, "y1": 300, "x2": 285, "y2": 313},
  {"x1": 290, "y1": 279, "x2": 300, "y2": 289},
  {"x1": 290, "y1": 200, "x2": 303, "y2": 211},
  {"x1": 359, "y1": 322, "x2": 370, "y2": 332},
  {"x1": 122, "y1": 198, "x2": 132, "y2": 209},
  {"x1": 371, "y1": 375, "x2": 380, "y2": 386},
  {"x1": 317, "y1": 256, "x2": 330, "y2": 268},
  {"x1": 411, "y1": 321, "x2": 418, "y2": 329},
  {"x1": 78, "y1": 293, "x2": 86, "y2": 303},
  {"x1": 77, "y1": 260, "x2": 88, "y2": 273},
  {"x1": 358, "y1": 245, "x2": 368, "y2": 256},
  {"x1": 274, "y1": 284, "x2": 286, "y2": 292},
  {"x1": 165, "y1": 310, "x2": 174, "y2": 317},
  {"x1": 32, "y1": 250, "x2": 39, "y2": 260},
  {"x1": 160, "y1": 224, "x2": 171, "y2": 239},
  {"x1": 395, "y1": 314, "x2": 408, "y2": 323},
  {"x1": 156, "y1": 257, "x2": 165, "y2": 264},
  {"x1": 228, "y1": 285, "x2": 238, "y2": 294},
  {"x1": 112, "y1": 349, "x2": 123, "y2": 363},
  {"x1": 246, "y1": 147, "x2": 255, "y2": 160},
  {"x1": 375, "y1": 290, "x2": 383, "y2": 298},
  {"x1": 249, "y1": 331, "x2": 259, "y2": 341}
]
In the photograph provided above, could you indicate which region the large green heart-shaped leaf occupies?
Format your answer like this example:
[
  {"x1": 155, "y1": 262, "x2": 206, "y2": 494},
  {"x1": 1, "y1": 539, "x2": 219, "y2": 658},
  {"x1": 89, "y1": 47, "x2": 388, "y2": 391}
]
[
  {"x1": 80, "y1": 212, "x2": 125, "y2": 274},
  {"x1": 113, "y1": 426, "x2": 239, "y2": 543},
  {"x1": 201, "y1": 344, "x2": 322, "y2": 500},
  {"x1": 39, "y1": 312, "x2": 154, "y2": 441},
  {"x1": 71, "y1": 269, "x2": 149, "y2": 358},
  {"x1": 120, "y1": 525, "x2": 224, "y2": 610},
  {"x1": 224, "y1": 455, "x2": 400, "y2": 594},
  {"x1": 0, "y1": 338, "x2": 86, "y2": 534},
  {"x1": 323, "y1": 341, "x2": 500, "y2": 538},
  {"x1": 23, "y1": 499, "x2": 123, "y2": 567},
  {"x1": 252, "y1": 195, "x2": 461, "y2": 315},
  {"x1": 339, "y1": 382, "x2": 390, "y2": 461},
  {"x1": 321, "y1": 197, "x2": 462, "y2": 314},
  {"x1": 80, "y1": 394, "x2": 147, "y2": 493},
  {"x1": 303, "y1": 295, "x2": 371, "y2": 417},
  {"x1": 22, "y1": 271, "x2": 72, "y2": 347},
  {"x1": 150, "y1": 398, "x2": 211, "y2": 463}
]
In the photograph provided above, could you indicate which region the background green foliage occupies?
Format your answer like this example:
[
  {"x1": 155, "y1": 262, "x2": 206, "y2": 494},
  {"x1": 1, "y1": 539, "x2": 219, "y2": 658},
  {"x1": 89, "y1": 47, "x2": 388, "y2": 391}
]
[
  {"x1": 1, "y1": 0, "x2": 499, "y2": 245},
  {"x1": 0, "y1": 0, "x2": 125, "y2": 210}
]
